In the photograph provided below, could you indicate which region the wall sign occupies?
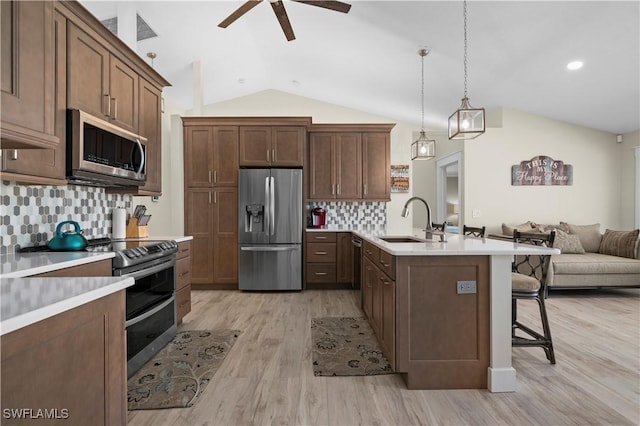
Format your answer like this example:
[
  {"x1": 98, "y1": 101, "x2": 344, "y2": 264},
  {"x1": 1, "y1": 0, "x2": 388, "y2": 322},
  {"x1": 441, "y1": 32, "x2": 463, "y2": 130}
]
[
  {"x1": 511, "y1": 155, "x2": 573, "y2": 186},
  {"x1": 390, "y1": 165, "x2": 409, "y2": 193}
]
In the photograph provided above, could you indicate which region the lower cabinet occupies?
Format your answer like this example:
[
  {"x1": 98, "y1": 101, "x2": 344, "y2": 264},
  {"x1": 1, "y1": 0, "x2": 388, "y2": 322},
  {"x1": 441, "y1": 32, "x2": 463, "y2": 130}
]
[
  {"x1": 31, "y1": 259, "x2": 112, "y2": 277},
  {"x1": 1, "y1": 291, "x2": 127, "y2": 425},
  {"x1": 362, "y1": 242, "x2": 396, "y2": 370},
  {"x1": 175, "y1": 240, "x2": 192, "y2": 322},
  {"x1": 305, "y1": 232, "x2": 353, "y2": 287}
]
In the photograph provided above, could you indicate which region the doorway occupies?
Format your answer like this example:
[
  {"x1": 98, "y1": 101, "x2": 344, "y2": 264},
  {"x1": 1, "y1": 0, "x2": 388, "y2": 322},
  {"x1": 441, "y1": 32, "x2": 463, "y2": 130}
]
[{"x1": 436, "y1": 151, "x2": 463, "y2": 233}]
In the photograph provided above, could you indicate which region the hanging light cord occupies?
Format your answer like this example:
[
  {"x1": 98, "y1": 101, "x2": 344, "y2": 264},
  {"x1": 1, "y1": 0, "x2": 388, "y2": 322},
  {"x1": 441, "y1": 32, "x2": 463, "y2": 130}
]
[
  {"x1": 420, "y1": 49, "x2": 425, "y2": 131},
  {"x1": 463, "y1": 0, "x2": 468, "y2": 98}
]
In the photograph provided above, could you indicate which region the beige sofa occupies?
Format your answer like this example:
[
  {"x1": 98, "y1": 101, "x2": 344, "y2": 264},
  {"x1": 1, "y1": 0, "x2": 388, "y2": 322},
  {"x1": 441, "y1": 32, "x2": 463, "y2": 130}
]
[{"x1": 499, "y1": 221, "x2": 640, "y2": 293}]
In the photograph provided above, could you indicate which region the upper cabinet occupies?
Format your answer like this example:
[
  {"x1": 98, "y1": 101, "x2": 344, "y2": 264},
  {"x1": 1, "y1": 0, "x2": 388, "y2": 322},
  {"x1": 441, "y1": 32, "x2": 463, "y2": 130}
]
[
  {"x1": 68, "y1": 22, "x2": 139, "y2": 133},
  {"x1": 239, "y1": 125, "x2": 306, "y2": 167},
  {"x1": 1, "y1": 0, "x2": 58, "y2": 149},
  {"x1": 307, "y1": 124, "x2": 394, "y2": 201}
]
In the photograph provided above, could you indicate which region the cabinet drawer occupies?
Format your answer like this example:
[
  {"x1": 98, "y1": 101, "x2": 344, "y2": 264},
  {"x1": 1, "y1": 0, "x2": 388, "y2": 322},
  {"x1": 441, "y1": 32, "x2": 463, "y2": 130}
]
[
  {"x1": 306, "y1": 232, "x2": 337, "y2": 243},
  {"x1": 306, "y1": 242, "x2": 337, "y2": 262},
  {"x1": 306, "y1": 263, "x2": 337, "y2": 282},
  {"x1": 176, "y1": 241, "x2": 191, "y2": 260},
  {"x1": 379, "y1": 250, "x2": 395, "y2": 280},
  {"x1": 176, "y1": 285, "x2": 191, "y2": 321},
  {"x1": 176, "y1": 256, "x2": 191, "y2": 290},
  {"x1": 363, "y1": 241, "x2": 380, "y2": 262}
]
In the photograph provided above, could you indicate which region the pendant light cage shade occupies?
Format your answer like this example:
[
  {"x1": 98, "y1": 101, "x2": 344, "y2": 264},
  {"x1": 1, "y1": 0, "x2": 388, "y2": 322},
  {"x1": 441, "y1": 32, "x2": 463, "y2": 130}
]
[
  {"x1": 448, "y1": 97, "x2": 485, "y2": 140},
  {"x1": 411, "y1": 131, "x2": 436, "y2": 160}
]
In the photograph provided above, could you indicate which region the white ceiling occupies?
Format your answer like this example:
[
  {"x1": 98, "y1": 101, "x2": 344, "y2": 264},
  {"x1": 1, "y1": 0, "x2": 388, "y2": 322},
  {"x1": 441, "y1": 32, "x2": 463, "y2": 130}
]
[{"x1": 80, "y1": 1, "x2": 640, "y2": 134}]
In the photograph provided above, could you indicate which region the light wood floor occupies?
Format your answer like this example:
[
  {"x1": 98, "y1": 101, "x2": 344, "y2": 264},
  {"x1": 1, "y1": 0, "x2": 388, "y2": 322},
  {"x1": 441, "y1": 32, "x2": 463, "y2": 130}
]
[{"x1": 128, "y1": 288, "x2": 640, "y2": 426}]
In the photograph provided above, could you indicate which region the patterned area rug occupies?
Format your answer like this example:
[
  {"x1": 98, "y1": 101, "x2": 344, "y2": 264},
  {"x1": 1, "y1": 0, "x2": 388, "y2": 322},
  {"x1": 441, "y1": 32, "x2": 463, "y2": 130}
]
[
  {"x1": 127, "y1": 330, "x2": 240, "y2": 410},
  {"x1": 311, "y1": 317, "x2": 393, "y2": 376}
]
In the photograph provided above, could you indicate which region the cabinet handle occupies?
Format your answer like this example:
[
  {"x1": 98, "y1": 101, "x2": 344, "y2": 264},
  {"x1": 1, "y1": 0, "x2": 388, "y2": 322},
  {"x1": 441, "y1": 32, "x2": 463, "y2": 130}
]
[
  {"x1": 380, "y1": 261, "x2": 388, "y2": 267},
  {"x1": 209, "y1": 192, "x2": 211, "y2": 204},
  {"x1": 315, "y1": 251, "x2": 327, "y2": 255},
  {"x1": 104, "y1": 94, "x2": 111, "y2": 117},
  {"x1": 314, "y1": 272, "x2": 328, "y2": 276},
  {"x1": 179, "y1": 271, "x2": 189, "y2": 278},
  {"x1": 365, "y1": 250, "x2": 373, "y2": 255},
  {"x1": 315, "y1": 236, "x2": 328, "y2": 240},
  {"x1": 209, "y1": 170, "x2": 212, "y2": 184},
  {"x1": 363, "y1": 183, "x2": 368, "y2": 195},
  {"x1": 111, "y1": 97, "x2": 118, "y2": 120},
  {"x1": 7, "y1": 150, "x2": 18, "y2": 160},
  {"x1": 214, "y1": 191, "x2": 217, "y2": 204},
  {"x1": 214, "y1": 170, "x2": 217, "y2": 183},
  {"x1": 332, "y1": 184, "x2": 335, "y2": 195},
  {"x1": 337, "y1": 184, "x2": 341, "y2": 195},
  {"x1": 272, "y1": 149, "x2": 276, "y2": 162},
  {"x1": 267, "y1": 150, "x2": 270, "y2": 163}
]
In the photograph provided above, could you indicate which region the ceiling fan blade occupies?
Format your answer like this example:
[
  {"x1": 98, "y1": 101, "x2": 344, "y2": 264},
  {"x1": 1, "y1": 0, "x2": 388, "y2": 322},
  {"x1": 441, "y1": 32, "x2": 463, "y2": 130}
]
[
  {"x1": 270, "y1": 1, "x2": 296, "y2": 41},
  {"x1": 218, "y1": 0, "x2": 263, "y2": 28},
  {"x1": 292, "y1": 1, "x2": 351, "y2": 14}
]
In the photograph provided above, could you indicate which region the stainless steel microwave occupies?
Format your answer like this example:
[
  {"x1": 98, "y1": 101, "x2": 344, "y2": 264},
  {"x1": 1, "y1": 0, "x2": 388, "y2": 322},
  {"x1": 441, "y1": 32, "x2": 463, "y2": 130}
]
[{"x1": 67, "y1": 109, "x2": 147, "y2": 187}]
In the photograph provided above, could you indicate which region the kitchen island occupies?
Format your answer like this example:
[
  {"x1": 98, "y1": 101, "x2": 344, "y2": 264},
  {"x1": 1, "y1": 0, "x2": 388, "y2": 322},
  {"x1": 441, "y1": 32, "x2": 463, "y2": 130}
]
[{"x1": 344, "y1": 229, "x2": 558, "y2": 392}]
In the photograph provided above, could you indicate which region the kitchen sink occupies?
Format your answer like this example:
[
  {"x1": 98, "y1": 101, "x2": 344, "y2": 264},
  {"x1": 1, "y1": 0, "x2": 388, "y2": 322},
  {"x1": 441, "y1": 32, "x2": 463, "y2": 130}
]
[{"x1": 377, "y1": 236, "x2": 427, "y2": 243}]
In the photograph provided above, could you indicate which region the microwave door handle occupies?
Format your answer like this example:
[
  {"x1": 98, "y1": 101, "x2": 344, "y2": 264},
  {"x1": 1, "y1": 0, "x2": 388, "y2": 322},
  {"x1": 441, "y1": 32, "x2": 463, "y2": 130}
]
[{"x1": 135, "y1": 138, "x2": 145, "y2": 175}]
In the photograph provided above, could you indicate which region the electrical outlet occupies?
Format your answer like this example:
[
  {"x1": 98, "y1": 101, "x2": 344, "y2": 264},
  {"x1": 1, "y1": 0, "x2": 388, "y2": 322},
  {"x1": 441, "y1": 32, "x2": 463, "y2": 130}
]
[
  {"x1": 472, "y1": 209, "x2": 481, "y2": 218},
  {"x1": 457, "y1": 280, "x2": 477, "y2": 294}
]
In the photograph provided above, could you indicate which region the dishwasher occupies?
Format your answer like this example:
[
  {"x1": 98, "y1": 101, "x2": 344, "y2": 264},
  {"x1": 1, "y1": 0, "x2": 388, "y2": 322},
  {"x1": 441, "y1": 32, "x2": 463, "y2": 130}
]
[{"x1": 351, "y1": 235, "x2": 362, "y2": 306}]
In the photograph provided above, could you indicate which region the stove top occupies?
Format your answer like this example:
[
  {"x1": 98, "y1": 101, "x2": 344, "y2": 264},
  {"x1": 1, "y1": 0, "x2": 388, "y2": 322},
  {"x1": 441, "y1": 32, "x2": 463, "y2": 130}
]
[{"x1": 19, "y1": 238, "x2": 178, "y2": 269}]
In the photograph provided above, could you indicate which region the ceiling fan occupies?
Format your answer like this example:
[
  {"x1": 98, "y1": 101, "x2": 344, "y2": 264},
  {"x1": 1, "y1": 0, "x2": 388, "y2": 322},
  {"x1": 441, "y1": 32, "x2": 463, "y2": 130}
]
[{"x1": 218, "y1": 0, "x2": 352, "y2": 41}]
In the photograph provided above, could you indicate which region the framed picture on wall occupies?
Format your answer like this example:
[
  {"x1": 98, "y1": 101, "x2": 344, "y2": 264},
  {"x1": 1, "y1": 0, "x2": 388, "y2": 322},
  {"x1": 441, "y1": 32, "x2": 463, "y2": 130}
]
[{"x1": 391, "y1": 164, "x2": 409, "y2": 193}]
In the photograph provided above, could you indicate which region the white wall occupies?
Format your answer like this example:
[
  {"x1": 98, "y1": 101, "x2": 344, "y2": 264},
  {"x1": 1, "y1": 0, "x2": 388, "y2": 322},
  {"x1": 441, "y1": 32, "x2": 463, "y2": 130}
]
[
  {"x1": 620, "y1": 129, "x2": 639, "y2": 229},
  {"x1": 464, "y1": 108, "x2": 625, "y2": 235}
]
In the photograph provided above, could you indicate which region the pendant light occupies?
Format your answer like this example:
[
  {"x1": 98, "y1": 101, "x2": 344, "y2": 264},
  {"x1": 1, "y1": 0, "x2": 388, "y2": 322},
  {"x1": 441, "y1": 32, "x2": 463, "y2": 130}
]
[
  {"x1": 448, "y1": 0, "x2": 485, "y2": 140},
  {"x1": 411, "y1": 48, "x2": 436, "y2": 160}
]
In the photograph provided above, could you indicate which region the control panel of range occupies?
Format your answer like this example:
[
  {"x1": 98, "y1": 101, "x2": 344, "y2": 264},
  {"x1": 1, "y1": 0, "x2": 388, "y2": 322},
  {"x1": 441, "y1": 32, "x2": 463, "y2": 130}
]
[{"x1": 113, "y1": 240, "x2": 178, "y2": 268}]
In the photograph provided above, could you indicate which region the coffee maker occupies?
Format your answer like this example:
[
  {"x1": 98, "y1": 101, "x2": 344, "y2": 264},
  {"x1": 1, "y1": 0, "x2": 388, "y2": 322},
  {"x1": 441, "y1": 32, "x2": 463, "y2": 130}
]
[{"x1": 311, "y1": 207, "x2": 327, "y2": 228}]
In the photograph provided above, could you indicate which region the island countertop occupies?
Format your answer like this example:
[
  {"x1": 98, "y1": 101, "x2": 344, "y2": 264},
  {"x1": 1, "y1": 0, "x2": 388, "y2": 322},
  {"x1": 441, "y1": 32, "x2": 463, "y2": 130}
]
[
  {"x1": 0, "y1": 276, "x2": 134, "y2": 335},
  {"x1": 0, "y1": 252, "x2": 116, "y2": 278}
]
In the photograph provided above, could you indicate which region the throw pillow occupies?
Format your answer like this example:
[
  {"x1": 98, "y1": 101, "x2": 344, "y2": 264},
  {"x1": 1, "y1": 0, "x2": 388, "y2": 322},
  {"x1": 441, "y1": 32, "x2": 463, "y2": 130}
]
[
  {"x1": 502, "y1": 221, "x2": 534, "y2": 237},
  {"x1": 553, "y1": 229, "x2": 585, "y2": 254},
  {"x1": 598, "y1": 229, "x2": 640, "y2": 259},
  {"x1": 566, "y1": 223, "x2": 602, "y2": 252}
]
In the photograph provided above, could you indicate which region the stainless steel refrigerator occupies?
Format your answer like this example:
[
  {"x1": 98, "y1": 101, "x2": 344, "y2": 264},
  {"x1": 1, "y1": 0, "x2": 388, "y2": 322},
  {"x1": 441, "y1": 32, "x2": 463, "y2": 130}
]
[{"x1": 238, "y1": 168, "x2": 303, "y2": 290}]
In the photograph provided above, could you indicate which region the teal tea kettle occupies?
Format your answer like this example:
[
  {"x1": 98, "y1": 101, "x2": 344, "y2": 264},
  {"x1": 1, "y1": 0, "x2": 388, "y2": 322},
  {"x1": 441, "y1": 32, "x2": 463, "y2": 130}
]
[{"x1": 47, "y1": 221, "x2": 88, "y2": 251}]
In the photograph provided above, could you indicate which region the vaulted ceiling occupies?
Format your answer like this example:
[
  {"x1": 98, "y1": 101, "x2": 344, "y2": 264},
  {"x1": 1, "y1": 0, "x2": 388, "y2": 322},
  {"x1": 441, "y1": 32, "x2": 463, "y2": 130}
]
[{"x1": 80, "y1": 1, "x2": 640, "y2": 134}]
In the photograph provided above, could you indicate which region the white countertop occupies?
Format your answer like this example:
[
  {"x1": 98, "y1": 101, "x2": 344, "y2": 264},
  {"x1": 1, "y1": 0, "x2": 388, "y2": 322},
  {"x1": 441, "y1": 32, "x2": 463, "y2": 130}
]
[
  {"x1": 309, "y1": 227, "x2": 559, "y2": 256},
  {"x1": 0, "y1": 252, "x2": 116, "y2": 278},
  {"x1": 0, "y1": 276, "x2": 134, "y2": 335}
]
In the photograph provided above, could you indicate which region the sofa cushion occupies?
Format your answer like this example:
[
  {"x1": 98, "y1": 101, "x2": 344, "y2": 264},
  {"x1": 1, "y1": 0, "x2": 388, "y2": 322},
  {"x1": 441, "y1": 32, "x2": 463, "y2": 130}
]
[
  {"x1": 553, "y1": 229, "x2": 585, "y2": 254},
  {"x1": 598, "y1": 229, "x2": 639, "y2": 259},
  {"x1": 552, "y1": 253, "x2": 640, "y2": 275},
  {"x1": 563, "y1": 223, "x2": 602, "y2": 252},
  {"x1": 502, "y1": 221, "x2": 534, "y2": 237}
]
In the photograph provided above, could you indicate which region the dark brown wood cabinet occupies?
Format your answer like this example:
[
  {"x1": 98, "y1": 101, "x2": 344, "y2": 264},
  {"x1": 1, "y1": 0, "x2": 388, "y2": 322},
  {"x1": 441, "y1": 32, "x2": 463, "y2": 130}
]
[
  {"x1": 176, "y1": 240, "x2": 192, "y2": 322},
  {"x1": 239, "y1": 125, "x2": 305, "y2": 167},
  {"x1": 1, "y1": 0, "x2": 58, "y2": 150},
  {"x1": 184, "y1": 125, "x2": 239, "y2": 188},
  {"x1": 31, "y1": 259, "x2": 112, "y2": 277},
  {"x1": 336, "y1": 232, "x2": 354, "y2": 283},
  {"x1": 137, "y1": 78, "x2": 163, "y2": 194},
  {"x1": 307, "y1": 124, "x2": 394, "y2": 201},
  {"x1": 305, "y1": 232, "x2": 354, "y2": 287},
  {"x1": 1, "y1": 291, "x2": 127, "y2": 425}
]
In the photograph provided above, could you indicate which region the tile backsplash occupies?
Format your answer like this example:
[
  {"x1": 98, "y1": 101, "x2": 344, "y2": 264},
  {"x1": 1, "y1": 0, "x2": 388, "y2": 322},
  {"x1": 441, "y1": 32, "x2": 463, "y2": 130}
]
[
  {"x1": 306, "y1": 201, "x2": 387, "y2": 229},
  {"x1": 0, "y1": 181, "x2": 133, "y2": 255}
]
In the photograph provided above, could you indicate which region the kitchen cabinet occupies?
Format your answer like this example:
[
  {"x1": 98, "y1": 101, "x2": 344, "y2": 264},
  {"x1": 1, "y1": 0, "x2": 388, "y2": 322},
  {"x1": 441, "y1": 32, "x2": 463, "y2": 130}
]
[
  {"x1": 31, "y1": 259, "x2": 112, "y2": 277},
  {"x1": 307, "y1": 124, "x2": 394, "y2": 201},
  {"x1": 336, "y1": 232, "x2": 354, "y2": 284},
  {"x1": 1, "y1": 0, "x2": 58, "y2": 150},
  {"x1": 185, "y1": 187, "x2": 238, "y2": 289},
  {"x1": 1, "y1": 291, "x2": 127, "y2": 425},
  {"x1": 1, "y1": 9, "x2": 67, "y2": 186},
  {"x1": 183, "y1": 124, "x2": 239, "y2": 187},
  {"x1": 239, "y1": 126, "x2": 305, "y2": 167},
  {"x1": 67, "y1": 22, "x2": 138, "y2": 133},
  {"x1": 136, "y1": 78, "x2": 163, "y2": 194},
  {"x1": 305, "y1": 232, "x2": 354, "y2": 287},
  {"x1": 176, "y1": 240, "x2": 192, "y2": 322}
]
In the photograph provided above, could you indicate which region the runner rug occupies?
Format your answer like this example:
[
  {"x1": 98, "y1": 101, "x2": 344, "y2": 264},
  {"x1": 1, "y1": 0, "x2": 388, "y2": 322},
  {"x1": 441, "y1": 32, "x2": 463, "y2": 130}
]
[{"x1": 127, "y1": 330, "x2": 240, "y2": 410}]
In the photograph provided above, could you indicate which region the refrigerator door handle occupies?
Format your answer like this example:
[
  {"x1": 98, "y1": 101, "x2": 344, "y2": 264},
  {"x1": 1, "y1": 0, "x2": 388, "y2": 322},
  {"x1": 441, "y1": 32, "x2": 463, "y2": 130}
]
[
  {"x1": 270, "y1": 176, "x2": 275, "y2": 235},
  {"x1": 264, "y1": 176, "x2": 270, "y2": 234},
  {"x1": 241, "y1": 246, "x2": 298, "y2": 252}
]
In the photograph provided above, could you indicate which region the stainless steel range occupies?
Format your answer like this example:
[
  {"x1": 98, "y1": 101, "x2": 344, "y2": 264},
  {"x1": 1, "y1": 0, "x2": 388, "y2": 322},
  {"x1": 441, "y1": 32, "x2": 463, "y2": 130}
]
[{"x1": 20, "y1": 238, "x2": 179, "y2": 377}]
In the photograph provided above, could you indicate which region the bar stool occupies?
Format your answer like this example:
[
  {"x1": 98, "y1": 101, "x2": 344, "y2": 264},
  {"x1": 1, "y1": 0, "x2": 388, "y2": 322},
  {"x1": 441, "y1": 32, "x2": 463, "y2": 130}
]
[
  {"x1": 512, "y1": 230, "x2": 556, "y2": 364},
  {"x1": 462, "y1": 225, "x2": 486, "y2": 237}
]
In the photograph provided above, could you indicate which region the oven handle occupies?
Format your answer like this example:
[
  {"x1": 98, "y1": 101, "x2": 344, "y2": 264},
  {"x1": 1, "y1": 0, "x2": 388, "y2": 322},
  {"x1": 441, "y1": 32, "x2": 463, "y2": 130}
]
[
  {"x1": 119, "y1": 258, "x2": 175, "y2": 280},
  {"x1": 125, "y1": 295, "x2": 175, "y2": 328}
]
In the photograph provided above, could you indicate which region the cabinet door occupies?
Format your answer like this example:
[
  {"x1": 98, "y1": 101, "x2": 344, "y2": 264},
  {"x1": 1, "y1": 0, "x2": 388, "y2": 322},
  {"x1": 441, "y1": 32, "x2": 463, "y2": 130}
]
[
  {"x1": 308, "y1": 133, "x2": 335, "y2": 199},
  {"x1": 138, "y1": 78, "x2": 162, "y2": 194},
  {"x1": 381, "y1": 278, "x2": 396, "y2": 370},
  {"x1": 0, "y1": 0, "x2": 57, "y2": 149},
  {"x1": 213, "y1": 187, "x2": 238, "y2": 284},
  {"x1": 272, "y1": 126, "x2": 304, "y2": 166},
  {"x1": 67, "y1": 22, "x2": 110, "y2": 120},
  {"x1": 362, "y1": 132, "x2": 390, "y2": 200},
  {"x1": 335, "y1": 133, "x2": 362, "y2": 199},
  {"x1": 239, "y1": 126, "x2": 271, "y2": 166},
  {"x1": 2, "y1": 9, "x2": 66, "y2": 181},
  {"x1": 336, "y1": 232, "x2": 353, "y2": 284},
  {"x1": 362, "y1": 257, "x2": 376, "y2": 322},
  {"x1": 213, "y1": 126, "x2": 239, "y2": 186},
  {"x1": 184, "y1": 126, "x2": 214, "y2": 187},
  {"x1": 109, "y1": 56, "x2": 138, "y2": 133},
  {"x1": 185, "y1": 188, "x2": 214, "y2": 284},
  {"x1": 371, "y1": 266, "x2": 382, "y2": 336}
]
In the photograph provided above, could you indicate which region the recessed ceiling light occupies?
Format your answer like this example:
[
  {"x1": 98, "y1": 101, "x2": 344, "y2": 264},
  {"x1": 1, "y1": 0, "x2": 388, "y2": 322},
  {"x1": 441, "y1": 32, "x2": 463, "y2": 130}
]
[
  {"x1": 566, "y1": 61, "x2": 584, "y2": 71},
  {"x1": 238, "y1": 78, "x2": 246, "y2": 84}
]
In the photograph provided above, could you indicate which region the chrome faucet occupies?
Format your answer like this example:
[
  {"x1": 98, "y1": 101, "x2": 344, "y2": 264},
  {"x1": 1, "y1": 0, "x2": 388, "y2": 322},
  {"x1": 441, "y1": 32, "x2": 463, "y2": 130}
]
[{"x1": 401, "y1": 196, "x2": 442, "y2": 241}]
